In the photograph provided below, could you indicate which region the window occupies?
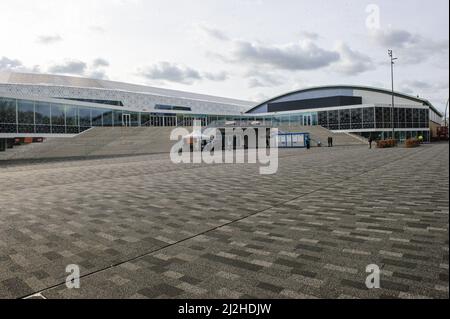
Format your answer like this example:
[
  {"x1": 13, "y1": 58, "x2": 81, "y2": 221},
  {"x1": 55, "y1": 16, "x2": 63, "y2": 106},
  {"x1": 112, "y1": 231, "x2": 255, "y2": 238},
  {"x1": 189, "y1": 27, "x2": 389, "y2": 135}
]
[
  {"x1": 398, "y1": 108, "x2": 406, "y2": 128},
  {"x1": 57, "y1": 98, "x2": 124, "y2": 106},
  {"x1": 35, "y1": 102, "x2": 50, "y2": 124},
  {"x1": 405, "y1": 108, "x2": 412, "y2": 128},
  {"x1": 51, "y1": 104, "x2": 65, "y2": 133},
  {"x1": 0, "y1": 98, "x2": 17, "y2": 133},
  {"x1": 35, "y1": 102, "x2": 51, "y2": 133},
  {"x1": 350, "y1": 108, "x2": 362, "y2": 129},
  {"x1": 363, "y1": 107, "x2": 374, "y2": 129},
  {"x1": 51, "y1": 104, "x2": 65, "y2": 126},
  {"x1": 412, "y1": 109, "x2": 420, "y2": 127},
  {"x1": 17, "y1": 100, "x2": 34, "y2": 124},
  {"x1": 114, "y1": 110, "x2": 123, "y2": 126},
  {"x1": 419, "y1": 109, "x2": 427, "y2": 128},
  {"x1": 328, "y1": 110, "x2": 339, "y2": 130},
  {"x1": 80, "y1": 108, "x2": 92, "y2": 127},
  {"x1": 91, "y1": 109, "x2": 103, "y2": 127},
  {"x1": 318, "y1": 111, "x2": 328, "y2": 128},
  {"x1": 383, "y1": 108, "x2": 391, "y2": 128},
  {"x1": 102, "y1": 110, "x2": 113, "y2": 126},
  {"x1": 375, "y1": 107, "x2": 383, "y2": 128},
  {"x1": 17, "y1": 100, "x2": 35, "y2": 133},
  {"x1": 141, "y1": 113, "x2": 150, "y2": 126},
  {"x1": 155, "y1": 104, "x2": 192, "y2": 112},
  {"x1": 339, "y1": 109, "x2": 350, "y2": 130},
  {"x1": 65, "y1": 105, "x2": 78, "y2": 126}
]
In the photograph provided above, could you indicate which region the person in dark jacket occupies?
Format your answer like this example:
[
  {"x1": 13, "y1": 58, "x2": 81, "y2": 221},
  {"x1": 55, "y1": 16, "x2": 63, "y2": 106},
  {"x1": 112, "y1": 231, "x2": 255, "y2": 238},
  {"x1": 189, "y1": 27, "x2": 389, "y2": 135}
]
[
  {"x1": 368, "y1": 136, "x2": 373, "y2": 149},
  {"x1": 328, "y1": 136, "x2": 333, "y2": 147}
]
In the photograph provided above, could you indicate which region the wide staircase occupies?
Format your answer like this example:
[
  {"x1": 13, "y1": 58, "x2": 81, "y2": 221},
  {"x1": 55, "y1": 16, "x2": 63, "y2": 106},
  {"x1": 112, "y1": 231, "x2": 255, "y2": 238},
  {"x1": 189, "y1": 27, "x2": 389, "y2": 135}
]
[
  {"x1": 0, "y1": 125, "x2": 367, "y2": 161},
  {"x1": 278, "y1": 125, "x2": 367, "y2": 146},
  {"x1": 0, "y1": 127, "x2": 185, "y2": 161}
]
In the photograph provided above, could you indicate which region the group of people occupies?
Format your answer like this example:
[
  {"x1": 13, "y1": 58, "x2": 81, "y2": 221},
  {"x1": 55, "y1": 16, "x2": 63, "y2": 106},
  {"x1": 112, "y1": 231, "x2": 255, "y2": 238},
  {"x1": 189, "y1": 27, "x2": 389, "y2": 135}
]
[{"x1": 307, "y1": 134, "x2": 424, "y2": 150}]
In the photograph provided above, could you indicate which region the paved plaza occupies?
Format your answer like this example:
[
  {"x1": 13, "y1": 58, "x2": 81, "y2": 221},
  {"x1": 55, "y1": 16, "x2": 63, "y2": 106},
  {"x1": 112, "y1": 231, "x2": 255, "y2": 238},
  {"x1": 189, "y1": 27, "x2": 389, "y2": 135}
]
[{"x1": 0, "y1": 144, "x2": 448, "y2": 299}]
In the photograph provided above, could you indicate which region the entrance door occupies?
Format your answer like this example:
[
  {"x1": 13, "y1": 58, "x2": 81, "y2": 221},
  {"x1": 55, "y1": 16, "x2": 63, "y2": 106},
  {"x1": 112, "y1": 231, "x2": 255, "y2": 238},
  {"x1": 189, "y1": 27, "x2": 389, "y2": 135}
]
[
  {"x1": 122, "y1": 114, "x2": 131, "y2": 127},
  {"x1": 303, "y1": 115, "x2": 311, "y2": 126}
]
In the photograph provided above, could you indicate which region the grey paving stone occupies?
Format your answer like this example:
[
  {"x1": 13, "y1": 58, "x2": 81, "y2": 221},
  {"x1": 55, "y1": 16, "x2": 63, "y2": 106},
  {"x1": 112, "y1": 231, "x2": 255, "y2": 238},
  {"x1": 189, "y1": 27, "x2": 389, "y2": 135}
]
[{"x1": 0, "y1": 144, "x2": 447, "y2": 299}]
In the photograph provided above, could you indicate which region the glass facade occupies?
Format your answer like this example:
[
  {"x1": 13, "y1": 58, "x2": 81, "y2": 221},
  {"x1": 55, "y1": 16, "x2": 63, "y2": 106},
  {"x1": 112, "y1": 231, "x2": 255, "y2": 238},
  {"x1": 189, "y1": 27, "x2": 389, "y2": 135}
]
[
  {"x1": 318, "y1": 106, "x2": 429, "y2": 131},
  {"x1": 1, "y1": 96, "x2": 431, "y2": 137}
]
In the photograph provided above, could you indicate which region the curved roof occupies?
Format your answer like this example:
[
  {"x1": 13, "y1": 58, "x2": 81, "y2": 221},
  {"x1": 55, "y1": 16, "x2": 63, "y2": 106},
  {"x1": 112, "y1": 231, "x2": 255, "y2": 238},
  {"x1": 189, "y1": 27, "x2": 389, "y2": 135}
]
[
  {"x1": 247, "y1": 85, "x2": 442, "y2": 116},
  {"x1": 0, "y1": 71, "x2": 254, "y2": 107}
]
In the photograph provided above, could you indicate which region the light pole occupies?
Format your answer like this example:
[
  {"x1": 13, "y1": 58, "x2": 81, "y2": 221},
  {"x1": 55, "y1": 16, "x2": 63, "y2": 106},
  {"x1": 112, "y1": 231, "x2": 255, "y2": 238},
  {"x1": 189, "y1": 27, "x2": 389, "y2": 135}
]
[
  {"x1": 388, "y1": 50, "x2": 397, "y2": 140},
  {"x1": 445, "y1": 98, "x2": 449, "y2": 128}
]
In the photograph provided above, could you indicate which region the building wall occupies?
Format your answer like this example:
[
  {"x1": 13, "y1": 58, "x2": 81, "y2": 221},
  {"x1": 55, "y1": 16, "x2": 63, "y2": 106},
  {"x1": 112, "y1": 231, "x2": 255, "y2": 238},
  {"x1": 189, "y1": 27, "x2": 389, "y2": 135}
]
[
  {"x1": 0, "y1": 84, "x2": 250, "y2": 115},
  {"x1": 249, "y1": 87, "x2": 429, "y2": 114},
  {"x1": 353, "y1": 89, "x2": 424, "y2": 106},
  {"x1": 429, "y1": 121, "x2": 442, "y2": 138}
]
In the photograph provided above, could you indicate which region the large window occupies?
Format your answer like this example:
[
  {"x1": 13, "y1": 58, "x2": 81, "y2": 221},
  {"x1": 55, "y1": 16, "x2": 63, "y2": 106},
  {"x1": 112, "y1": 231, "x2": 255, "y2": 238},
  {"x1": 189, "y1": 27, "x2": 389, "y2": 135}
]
[
  {"x1": 383, "y1": 107, "x2": 391, "y2": 128},
  {"x1": 363, "y1": 107, "x2": 374, "y2": 129},
  {"x1": 412, "y1": 109, "x2": 420, "y2": 128},
  {"x1": 65, "y1": 105, "x2": 79, "y2": 133},
  {"x1": 398, "y1": 108, "x2": 406, "y2": 128},
  {"x1": 350, "y1": 108, "x2": 362, "y2": 129},
  {"x1": 91, "y1": 109, "x2": 103, "y2": 127},
  {"x1": 405, "y1": 108, "x2": 412, "y2": 128},
  {"x1": 328, "y1": 110, "x2": 339, "y2": 130},
  {"x1": 80, "y1": 108, "x2": 92, "y2": 127},
  {"x1": 17, "y1": 100, "x2": 35, "y2": 133},
  {"x1": 113, "y1": 110, "x2": 123, "y2": 126},
  {"x1": 17, "y1": 100, "x2": 34, "y2": 124},
  {"x1": 102, "y1": 110, "x2": 113, "y2": 126},
  {"x1": 141, "y1": 113, "x2": 150, "y2": 126},
  {"x1": 51, "y1": 104, "x2": 65, "y2": 133},
  {"x1": 339, "y1": 109, "x2": 350, "y2": 130},
  {"x1": 318, "y1": 111, "x2": 328, "y2": 128},
  {"x1": 0, "y1": 98, "x2": 17, "y2": 133},
  {"x1": 35, "y1": 102, "x2": 51, "y2": 133},
  {"x1": 375, "y1": 107, "x2": 383, "y2": 128}
]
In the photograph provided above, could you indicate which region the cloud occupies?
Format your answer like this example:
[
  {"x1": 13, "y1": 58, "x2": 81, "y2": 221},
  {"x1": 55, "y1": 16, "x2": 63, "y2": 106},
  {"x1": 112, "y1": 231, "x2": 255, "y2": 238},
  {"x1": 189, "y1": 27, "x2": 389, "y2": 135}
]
[
  {"x1": 204, "y1": 28, "x2": 374, "y2": 76},
  {"x1": 370, "y1": 28, "x2": 449, "y2": 64},
  {"x1": 203, "y1": 71, "x2": 229, "y2": 81},
  {"x1": 245, "y1": 69, "x2": 284, "y2": 88},
  {"x1": 139, "y1": 62, "x2": 228, "y2": 84},
  {"x1": 399, "y1": 79, "x2": 449, "y2": 96},
  {"x1": 88, "y1": 69, "x2": 109, "y2": 80},
  {"x1": 36, "y1": 34, "x2": 63, "y2": 45},
  {"x1": 48, "y1": 60, "x2": 87, "y2": 75},
  {"x1": 0, "y1": 56, "x2": 24, "y2": 71},
  {"x1": 248, "y1": 92, "x2": 270, "y2": 103},
  {"x1": 230, "y1": 40, "x2": 340, "y2": 71},
  {"x1": 0, "y1": 56, "x2": 40, "y2": 73},
  {"x1": 200, "y1": 25, "x2": 230, "y2": 41},
  {"x1": 139, "y1": 62, "x2": 201, "y2": 84},
  {"x1": 332, "y1": 43, "x2": 375, "y2": 75},
  {"x1": 47, "y1": 58, "x2": 111, "y2": 79},
  {"x1": 92, "y1": 58, "x2": 110, "y2": 68}
]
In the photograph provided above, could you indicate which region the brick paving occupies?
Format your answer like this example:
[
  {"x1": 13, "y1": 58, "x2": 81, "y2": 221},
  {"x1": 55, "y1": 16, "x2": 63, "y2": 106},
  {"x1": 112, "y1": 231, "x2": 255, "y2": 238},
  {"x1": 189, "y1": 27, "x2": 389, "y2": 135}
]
[{"x1": 0, "y1": 144, "x2": 448, "y2": 299}]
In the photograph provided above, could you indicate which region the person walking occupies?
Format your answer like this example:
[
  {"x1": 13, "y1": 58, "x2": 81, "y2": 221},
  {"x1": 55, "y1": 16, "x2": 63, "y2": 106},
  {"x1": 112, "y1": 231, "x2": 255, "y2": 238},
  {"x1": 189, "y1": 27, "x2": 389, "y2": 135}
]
[
  {"x1": 328, "y1": 136, "x2": 333, "y2": 147},
  {"x1": 368, "y1": 136, "x2": 373, "y2": 149}
]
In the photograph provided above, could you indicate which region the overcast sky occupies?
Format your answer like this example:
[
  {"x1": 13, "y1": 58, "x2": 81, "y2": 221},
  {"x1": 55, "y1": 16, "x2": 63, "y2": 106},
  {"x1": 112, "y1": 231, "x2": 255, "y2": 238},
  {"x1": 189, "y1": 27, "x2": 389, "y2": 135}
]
[{"x1": 0, "y1": 0, "x2": 448, "y2": 111}]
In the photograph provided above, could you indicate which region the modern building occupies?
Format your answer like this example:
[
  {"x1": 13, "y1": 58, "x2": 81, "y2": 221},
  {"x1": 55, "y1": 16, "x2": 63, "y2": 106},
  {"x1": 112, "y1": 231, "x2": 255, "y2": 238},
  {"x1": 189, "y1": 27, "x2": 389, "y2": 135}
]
[
  {"x1": 0, "y1": 72, "x2": 444, "y2": 145},
  {"x1": 246, "y1": 85, "x2": 443, "y2": 141},
  {"x1": 0, "y1": 72, "x2": 253, "y2": 138}
]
